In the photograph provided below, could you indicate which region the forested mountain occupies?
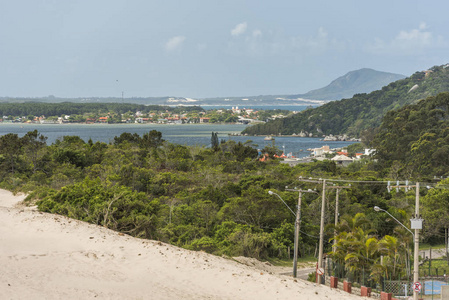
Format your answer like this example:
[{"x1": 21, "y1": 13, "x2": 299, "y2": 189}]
[
  {"x1": 371, "y1": 91, "x2": 449, "y2": 178},
  {"x1": 242, "y1": 64, "x2": 449, "y2": 137},
  {"x1": 287, "y1": 68, "x2": 405, "y2": 101}
]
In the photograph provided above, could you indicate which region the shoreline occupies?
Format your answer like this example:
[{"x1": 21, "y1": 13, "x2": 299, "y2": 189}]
[{"x1": 0, "y1": 123, "x2": 359, "y2": 141}]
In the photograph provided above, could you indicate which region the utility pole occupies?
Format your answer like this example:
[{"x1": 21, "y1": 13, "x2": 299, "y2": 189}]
[
  {"x1": 387, "y1": 181, "x2": 422, "y2": 300},
  {"x1": 318, "y1": 179, "x2": 326, "y2": 284},
  {"x1": 285, "y1": 187, "x2": 318, "y2": 278},
  {"x1": 334, "y1": 188, "x2": 340, "y2": 253},
  {"x1": 413, "y1": 182, "x2": 421, "y2": 300},
  {"x1": 295, "y1": 178, "x2": 351, "y2": 284},
  {"x1": 327, "y1": 185, "x2": 351, "y2": 253},
  {"x1": 296, "y1": 177, "x2": 330, "y2": 284}
]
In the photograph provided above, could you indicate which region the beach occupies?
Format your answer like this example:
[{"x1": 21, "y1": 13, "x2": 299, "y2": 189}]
[{"x1": 0, "y1": 189, "x2": 360, "y2": 299}]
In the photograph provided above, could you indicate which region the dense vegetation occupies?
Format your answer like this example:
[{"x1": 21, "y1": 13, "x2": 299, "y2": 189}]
[
  {"x1": 242, "y1": 64, "x2": 449, "y2": 137},
  {"x1": 2, "y1": 91, "x2": 449, "y2": 285},
  {"x1": 0, "y1": 102, "x2": 204, "y2": 119},
  {"x1": 371, "y1": 92, "x2": 449, "y2": 178}
]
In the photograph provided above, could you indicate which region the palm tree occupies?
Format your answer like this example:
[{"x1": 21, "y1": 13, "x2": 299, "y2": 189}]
[
  {"x1": 378, "y1": 235, "x2": 406, "y2": 279},
  {"x1": 328, "y1": 213, "x2": 378, "y2": 284}
]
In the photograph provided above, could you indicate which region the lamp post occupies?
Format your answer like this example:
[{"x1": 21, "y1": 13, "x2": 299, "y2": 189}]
[
  {"x1": 374, "y1": 206, "x2": 414, "y2": 237},
  {"x1": 374, "y1": 204, "x2": 420, "y2": 300},
  {"x1": 268, "y1": 190, "x2": 315, "y2": 278}
]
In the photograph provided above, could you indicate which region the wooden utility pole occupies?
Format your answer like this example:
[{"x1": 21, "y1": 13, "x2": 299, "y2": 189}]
[
  {"x1": 296, "y1": 177, "x2": 327, "y2": 284},
  {"x1": 296, "y1": 178, "x2": 351, "y2": 284},
  {"x1": 327, "y1": 185, "x2": 351, "y2": 253},
  {"x1": 318, "y1": 179, "x2": 326, "y2": 283}
]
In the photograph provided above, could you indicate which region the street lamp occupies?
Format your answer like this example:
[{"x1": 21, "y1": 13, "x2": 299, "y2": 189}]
[
  {"x1": 374, "y1": 205, "x2": 419, "y2": 300},
  {"x1": 374, "y1": 206, "x2": 414, "y2": 238}
]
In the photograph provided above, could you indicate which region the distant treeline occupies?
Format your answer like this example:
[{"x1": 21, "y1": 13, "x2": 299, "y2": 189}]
[{"x1": 0, "y1": 102, "x2": 204, "y2": 117}]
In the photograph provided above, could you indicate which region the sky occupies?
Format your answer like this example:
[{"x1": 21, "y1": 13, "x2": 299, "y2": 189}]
[{"x1": 1, "y1": 0, "x2": 448, "y2": 99}]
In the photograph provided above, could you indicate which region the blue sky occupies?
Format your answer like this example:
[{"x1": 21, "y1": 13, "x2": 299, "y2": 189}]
[{"x1": 1, "y1": 0, "x2": 448, "y2": 98}]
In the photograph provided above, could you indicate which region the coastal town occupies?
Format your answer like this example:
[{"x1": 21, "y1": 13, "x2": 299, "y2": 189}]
[{"x1": 0, "y1": 106, "x2": 292, "y2": 125}]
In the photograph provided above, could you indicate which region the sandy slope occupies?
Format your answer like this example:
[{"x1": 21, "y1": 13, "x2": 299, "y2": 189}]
[{"x1": 0, "y1": 189, "x2": 360, "y2": 300}]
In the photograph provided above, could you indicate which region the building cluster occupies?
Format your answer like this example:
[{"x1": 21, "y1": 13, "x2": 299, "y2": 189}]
[
  {"x1": 1, "y1": 106, "x2": 286, "y2": 125},
  {"x1": 281, "y1": 145, "x2": 375, "y2": 167}
]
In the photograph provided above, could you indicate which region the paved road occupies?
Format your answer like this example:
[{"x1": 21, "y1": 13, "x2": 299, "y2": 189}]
[
  {"x1": 420, "y1": 248, "x2": 447, "y2": 260},
  {"x1": 280, "y1": 267, "x2": 315, "y2": 280}
]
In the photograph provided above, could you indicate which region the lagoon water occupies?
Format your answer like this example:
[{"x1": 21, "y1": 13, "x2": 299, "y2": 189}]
[
  {"x1": 0, "y1": 123, "x2": 355, "y2": 158},
  {"x1": 202, "y1": 105, "x2": 317, "y2": 111}
]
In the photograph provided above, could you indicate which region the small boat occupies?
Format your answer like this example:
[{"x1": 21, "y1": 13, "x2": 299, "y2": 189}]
[{"x1": 264, "y1": 136, "x2": 274, "y2": 141}]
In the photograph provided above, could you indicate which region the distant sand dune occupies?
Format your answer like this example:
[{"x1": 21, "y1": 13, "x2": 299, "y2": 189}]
[{"x1": 0, "y1": 189, "x2": 359, "y2": 299}]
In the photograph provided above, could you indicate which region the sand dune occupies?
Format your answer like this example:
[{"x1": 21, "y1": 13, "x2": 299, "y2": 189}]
[{"x1": 0, "y1": 189, "x2": 360, "y2": 299}]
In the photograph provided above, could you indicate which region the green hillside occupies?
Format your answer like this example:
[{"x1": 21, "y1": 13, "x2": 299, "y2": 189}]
[
  {"x1": 242, "y1": 64, "x2": 449, "y2": 137},
  {"x1": 372, "y1": 91, "x2": 449, "y2": 178}
]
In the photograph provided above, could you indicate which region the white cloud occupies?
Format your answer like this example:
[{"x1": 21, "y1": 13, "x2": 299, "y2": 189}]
[
  {"x1": 366, "y1": 22, "x2": 446, "y2": 55},
  {"x1": 419, "y1": 22, "x2": 428, "y2": 30},
  {"x1": 165, "y1": 36, "x2": 186, "y2": 51},
  {"x1": 252, "y1": 30, "x2": 262, "y2": 38},
  {"x1": 289, "y1": 27, "x2": 345, "y2": 54},
  {"x1": 227, "y1": 26, "x2": 345, "y2": 59},
  {"x1": 231, "y1": 22, "x2": 247, "y2": 36}
]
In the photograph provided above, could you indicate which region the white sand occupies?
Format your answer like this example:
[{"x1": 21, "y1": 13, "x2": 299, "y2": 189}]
[{"x1": 0, "y1": 189, "x2": 361, "y2": 300}]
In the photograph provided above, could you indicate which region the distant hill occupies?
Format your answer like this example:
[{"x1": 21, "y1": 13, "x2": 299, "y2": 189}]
[
  {"x1": 288, "y1": 68, "x2": 406, "y2": 101},
  {"x1": 242, "y1": 64, "x2": 449, "y2": 137},
  {"x1": 1, "y1": 68, "x2": 405, "y2": 107},
  {"x1": 196, "y1": 68, "x2": 405, "y2": 106}
]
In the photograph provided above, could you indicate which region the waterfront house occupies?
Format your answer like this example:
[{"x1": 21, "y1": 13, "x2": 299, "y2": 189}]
[{"x1": 312, "y1": 145, "x2": 331, "y2": 157}]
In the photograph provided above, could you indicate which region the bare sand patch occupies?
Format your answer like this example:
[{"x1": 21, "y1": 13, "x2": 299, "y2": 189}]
[{"x1": 0, "y1": 189, "x2": 360, "y2": 299}]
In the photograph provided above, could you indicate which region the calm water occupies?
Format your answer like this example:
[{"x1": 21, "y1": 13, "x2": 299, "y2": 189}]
[
  {"x1": 201, "y1": 105, "x2": 318, "y2": 111},
  {"x1": 0, "y1": 123, "x2": 355, "y2": 158}
]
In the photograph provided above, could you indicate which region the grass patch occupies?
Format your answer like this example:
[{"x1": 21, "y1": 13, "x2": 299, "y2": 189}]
[
  {"x1": 419, "y1": 243, "x2": 446, "y2": 250},
  {"x1": 419, "y1": 259, "x2": 449, "y2": 277}
]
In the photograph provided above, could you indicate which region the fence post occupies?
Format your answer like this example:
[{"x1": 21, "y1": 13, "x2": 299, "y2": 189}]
[
  {"x1": 330, "y1": 276, "x2": 338, "y2": 288},
  {"x1": 362, "y1": 266, "x2": 365, "y2": 287}
]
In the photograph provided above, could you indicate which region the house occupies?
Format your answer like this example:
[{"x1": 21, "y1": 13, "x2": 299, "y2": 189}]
[
  {"x1": 364, "y1": 148, "x2": 376, "y2": 156},
  {"x1": 313, "y1": 145, "x2": 331, "y2": 157},
  {"x1": 331, "y1": 155, "x2": 353, "y2": 166},
  {"x1": 135, "y1": 118, "x2": 150, "y2": 123}
]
